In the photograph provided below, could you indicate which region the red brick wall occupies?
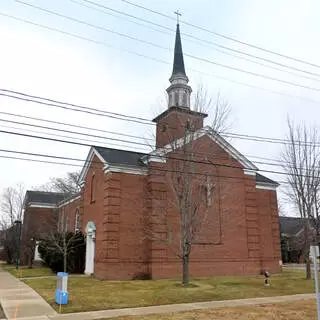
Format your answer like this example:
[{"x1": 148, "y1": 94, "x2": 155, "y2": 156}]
[
  {"x1": 148, "y1": 134, "x2": 281, "y2": 279},
  {"x1": 22, "y1": 206, "x2": 57, "y2": 241},
  {"x1": 21, "y1": 206, "x2": 57, "y2": 264},
  {"x1": 256, "y1": 189, "x2": 281, "y2": 273},
  {"x1": 79, "y1": 136, "x2": 280, "y2": 280},
  {"x1": 155, "y1": 108, "x2": 204, "y2": 148},
  {"x1": 95, "y1": 172, "x2": 149, "y2": 280},
  {"x1": 57, "y1": 197, "x2": 81, "y2": 233},
  {"x1": 81, "y1": 155, "x2": 105, "y2": 270}
]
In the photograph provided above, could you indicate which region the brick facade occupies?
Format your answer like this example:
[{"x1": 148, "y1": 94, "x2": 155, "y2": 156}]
[{"x1": 72, "y1": 109, "x2": 280, "y2": 279}]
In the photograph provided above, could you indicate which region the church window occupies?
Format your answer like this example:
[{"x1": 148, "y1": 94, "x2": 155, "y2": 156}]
[
  {"x1": 202, "y1": 177, "x2": 213, "y2": 207},
  {"x1": 183, "y1": 92, "x2": 187, "y2": 106},
  {"x1": 90, "y1": 174, "x2": 96, "y2": 203},
  {"x1": 74, "y1": 208, "x2": 80, "y2": 232}
]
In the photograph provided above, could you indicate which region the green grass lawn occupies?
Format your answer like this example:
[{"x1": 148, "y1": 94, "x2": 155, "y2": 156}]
[
  {"x1": 104, "y1": 299, "x2": 317, "y2": 320},
  {"x1": 0, "y1": 264, "x2": 54, "y2": 278},
  {"x1": 23, "y1": 269, "x2": 316, "y2": 314}
]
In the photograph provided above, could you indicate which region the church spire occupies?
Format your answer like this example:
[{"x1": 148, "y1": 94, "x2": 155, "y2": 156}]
[
  {"x1": 167, "y1": 21, "x2": 192, "y2": 109},
  {"x1": 171, "y1": 23, "x2": 187, "y2": 79}
]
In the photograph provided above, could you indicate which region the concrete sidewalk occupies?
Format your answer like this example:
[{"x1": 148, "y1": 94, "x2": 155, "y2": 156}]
[
  {"x1": 0, "y1": 268, "x2": 57, "y2": 320},
  {"x1": 47, "y1": 293, "x2": 316, "y2": 320}
]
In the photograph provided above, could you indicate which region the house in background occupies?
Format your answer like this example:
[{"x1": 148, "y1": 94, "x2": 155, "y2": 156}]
[
  {"x1": 21, "y1": 190, "x2": 80, "y2": 265},
  {"x1": 279, "y1": 216, "x2": 319, "y2": 263},
  {"x1": 20, "y1": 23, "x2": 281, "y2": 279}
]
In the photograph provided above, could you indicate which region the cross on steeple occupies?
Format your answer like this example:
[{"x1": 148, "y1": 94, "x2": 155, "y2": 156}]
[{"x1": 174, "y1": 10, "x2": 182, "y2": 24}]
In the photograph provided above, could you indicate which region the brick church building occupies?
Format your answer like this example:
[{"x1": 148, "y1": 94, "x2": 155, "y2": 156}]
[{"x1": 22, "y1": 24, "x2": 281, "y2": 279}]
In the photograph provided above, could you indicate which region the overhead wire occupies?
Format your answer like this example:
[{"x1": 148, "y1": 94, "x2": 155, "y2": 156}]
[
  {"x1": 0, "y1": 109, "x2": 305, "y2": 170},
  {"x1": 0, "y1": 111, "x2": 153, "y2": 142},
  {"x1": 0, "y1": 148, "x2": 289, "y2": 185},
  {"x1": 1, "y1": 126, "x2": 319, "y2": 182},
  {"x1": 120, "y1": 0, "x2": 320, "y2": 69},
  {"x1": 72, "y1": 0, "x2": 320, "y2": 81},
  {"x1": 2, "y1": 89, "x2": 320, "y2": 148},
  {"x1": 2, "y1": 11, "x2": 320, "y2": 105},
  {"x1": 13, "y1": 1, "x2": 320, "y2": 93}
]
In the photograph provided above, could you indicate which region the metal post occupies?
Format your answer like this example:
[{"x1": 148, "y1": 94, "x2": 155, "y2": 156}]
[
  {"x1": 15, "y1": 220, "x2": 22, "y2": 270},
  {"x1": 312, "y1": 245, "x2": 320, "y2": 320}
]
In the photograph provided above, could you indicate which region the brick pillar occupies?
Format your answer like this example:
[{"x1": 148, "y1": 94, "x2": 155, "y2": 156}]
[
  {"x1": 244, "y1": 176, "x2": 262, "y2": 267},
  {"x1": 103, "y1": 173, "x2": 121, "y2": 262},
  {"x1": 270, "y1": 192, "x2": 281, "y2": 262},
  {"x1": 147, "y1": 161, "x2": 168, "y2": 278}
]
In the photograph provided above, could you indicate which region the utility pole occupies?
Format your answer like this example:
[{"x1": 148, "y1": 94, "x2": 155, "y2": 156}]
[
  {"x1": 15, "y1": 220, "x2": 22, "y2": 270},
  {"x1": 312, "y1": 245, "x2": 320, "y2": 320}
]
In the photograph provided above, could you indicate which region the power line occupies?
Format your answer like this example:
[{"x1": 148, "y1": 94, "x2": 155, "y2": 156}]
[
  {"x1": 2, "y1": 119, "x2": 318, "y2": 175},
  {"x1": 0, "y1": 91, "x2": 152, "y2": 126},
  {"x1": 0, "y1": 11, "x2": 170, "y2": 67},
  {"x1": 0, "y1": 115, "x2": 302, "y2": 170},
  {"x1": 0, "y1": 115, "x2": 315, "y2": 153},
  {"x1": 0, "y1": 147, "x2": 289, "y2": 185},
  {"x1": 0, "y1": 128, "x2": 318, "y2": 181},
  {"x1": 3, "y1": 89, "x2": 320, "y2": 148},
  {"x1": 13, "y1": 2, "x2": 320, "y2": 93},
  {"x1": 73, "y1": 0, "x2": 320, "y2": 81},
  {"x1": 0, "y1": 111, "x2": 153, "y2": 142},
  {"x1": 3, "y1": 12, "x2": 320, "y2": 105},
  {"x1": 120, "y1": 0, "x2": 320, "y2": 70},
  {"x1": 0, "y1": 118, "x2": 150, "y2": 147},
  {"x1": 0, "y1": 109, "x2": 310, "y2": 170},
  {"x1": 0, "y1": 124, "x2": 149, "y2": 153}
]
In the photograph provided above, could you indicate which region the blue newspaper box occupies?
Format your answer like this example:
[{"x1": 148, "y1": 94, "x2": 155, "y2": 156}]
[{"x1": 55, "y1": 272, "x2": 69, "y2": 305}]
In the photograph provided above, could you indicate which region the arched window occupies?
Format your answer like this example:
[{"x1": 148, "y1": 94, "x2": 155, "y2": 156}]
[
  {"x1": 90, "y1": 174, "x2": 96, "y2": 203},
  {"x1": 74, "y1": 208, "x2": 80, "y2": 232}
]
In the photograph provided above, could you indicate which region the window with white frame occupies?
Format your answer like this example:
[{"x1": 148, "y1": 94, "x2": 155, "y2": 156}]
[{"x1": 74, "y1": 208, "x2": 80, "y2": 232}]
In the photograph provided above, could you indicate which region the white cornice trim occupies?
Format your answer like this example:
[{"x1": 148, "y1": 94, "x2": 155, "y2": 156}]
[
  {"x1": 256, "y1": 184, "x2": 277, "y2": 191},
  {"x1": 78, "y1": 147, "x2": 106, "y2": 184},
  {"x1": 28, "y1": 203, "x2": 57, "y2": 208},
  {"x1": 103, "y1": 164, "x2": 148, "y2": 175},
  {"x1": 243, "y1": 169, "x2": 257, "y2": 176},
  {"x1": 58, "y1": 196, "x2": 81, "y2": 208},
  {"x1": 141, "y1": 153, "x2": 166, "y2": 165}
]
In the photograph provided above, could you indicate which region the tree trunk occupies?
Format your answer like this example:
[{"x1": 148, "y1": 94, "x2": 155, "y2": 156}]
[
  {"x1": 182, "y1": 254, "x2": 189, "y2": 285},
  {"x1": 63, "y1": 251, "x2": 67, "y2": 273},
  {"x1": 306, "y1": 255, "x2": 311, "y2": 280}
]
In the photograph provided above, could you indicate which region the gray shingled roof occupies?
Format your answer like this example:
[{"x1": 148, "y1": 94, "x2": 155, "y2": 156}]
[
  {"x1": 256, "y1": 173, "x2": 278, "y2": 185},
  {"x1": 25, "y1": 190, "x2": 67, "y2": 205},
  {"x1": 94, "y1": 147, "x2": 279, "y2": 188},
  {"x1": 94, "y1": 146, "x2": 147, "y2": 167},
  {"x1": 279, "y1": 216, "x2": 304, "y2": 235}
]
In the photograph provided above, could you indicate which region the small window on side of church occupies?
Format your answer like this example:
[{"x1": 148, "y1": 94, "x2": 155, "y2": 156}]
[
  {"x1": 90, "y1": 174, "x2": 96, "y2": 203},
  {"x1": 75, "y1": 208, "x2": 80, "y2": 232}
]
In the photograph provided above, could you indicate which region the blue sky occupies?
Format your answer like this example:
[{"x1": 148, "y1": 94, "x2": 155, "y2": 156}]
[{"x1": 1, "y1": 0, "x2": 320, "y2": 214}]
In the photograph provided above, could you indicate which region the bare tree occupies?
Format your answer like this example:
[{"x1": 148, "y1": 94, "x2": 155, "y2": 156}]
[
  {"x1": 148, "y1": 86, "x2": 231, "y2": 285},
  {"x1": 281, "y1": 119, "x2": 320, "y2": 279},
  {"x1": 0, "y1": 184, "x2": 25, "y2": 265},
  {"x1": 0, "y1": 184, "x2": 25, "y2": 228},
  {"x1": 193, "y1": 84, "x2": 232, "y2": 134},
  {"x1": 41, "y1": 205, "x2": 83, "y2": 273},
  {"x1": 34, "y1": 171, "x2": 80, "y2": 195}
]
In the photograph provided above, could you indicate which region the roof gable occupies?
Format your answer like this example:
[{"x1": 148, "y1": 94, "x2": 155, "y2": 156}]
[
  {"x1": 79, "y1": 146, "x2": 148, "y2": 184},
  {"x1": 78, "y1": 147, "x2": 106, "y2": 184},
  {"x1": 147, "y1": 126, "x2": 258, "y2": 171},
  {"x1": 279, "y1": 216, "x2": 304, "y2": 235},
  {"x1": 24, "y1": 190, "x2": 66, "y2": 208}
]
